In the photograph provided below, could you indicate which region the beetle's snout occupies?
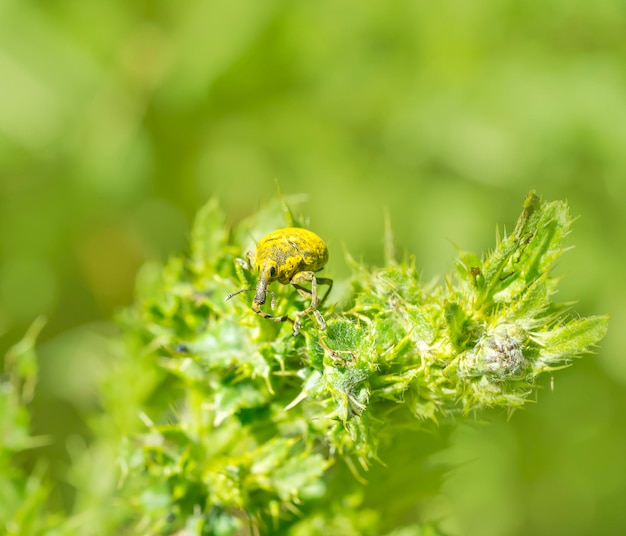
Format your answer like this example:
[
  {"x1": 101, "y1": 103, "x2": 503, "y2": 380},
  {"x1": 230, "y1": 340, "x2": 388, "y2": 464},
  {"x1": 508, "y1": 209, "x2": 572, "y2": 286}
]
[{"x1": 254, "y1": 277, "x2": 268, "y2": 305}]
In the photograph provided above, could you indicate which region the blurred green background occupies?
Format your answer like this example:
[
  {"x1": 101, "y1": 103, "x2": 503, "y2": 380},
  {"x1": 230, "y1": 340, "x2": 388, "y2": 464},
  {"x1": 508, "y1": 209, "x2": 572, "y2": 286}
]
[{"x1": 1, "y1": 1, "x2": 625, "y2": 534}]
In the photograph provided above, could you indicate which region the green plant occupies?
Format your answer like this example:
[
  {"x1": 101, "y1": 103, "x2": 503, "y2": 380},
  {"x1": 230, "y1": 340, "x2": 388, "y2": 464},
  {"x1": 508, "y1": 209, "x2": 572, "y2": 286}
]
[
  {"x1": 0, "y1": 192, "x2": 608, "y2": 535},
  {"x1": 0, "y1": 318, "x2": 61, "y2": 536},
  {"x1": 108, "y1": 191, "x2": 607, "y2": 535}
]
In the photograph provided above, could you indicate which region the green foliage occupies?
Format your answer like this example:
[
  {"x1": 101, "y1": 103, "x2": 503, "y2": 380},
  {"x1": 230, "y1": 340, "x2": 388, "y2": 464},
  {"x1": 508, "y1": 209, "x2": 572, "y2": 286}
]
[
  {"x1": 0, "y1": 318, "x2": 63, "y2": 536},
  {"x1": 100, "y1": 191, "x2": 605, "y2": 535},
  {"x1": 0, "y1": 192, "x2": 608, "y2": 535}
]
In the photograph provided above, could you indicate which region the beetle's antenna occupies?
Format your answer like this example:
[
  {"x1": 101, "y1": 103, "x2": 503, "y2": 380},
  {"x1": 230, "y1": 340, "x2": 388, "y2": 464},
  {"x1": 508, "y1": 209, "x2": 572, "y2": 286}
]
[
  {"x1": 225, "y1": 288, "x2": 254, "y2": 301},
  {"x1": 226, "y1": 288, "x2": 278, "y2": 308}
]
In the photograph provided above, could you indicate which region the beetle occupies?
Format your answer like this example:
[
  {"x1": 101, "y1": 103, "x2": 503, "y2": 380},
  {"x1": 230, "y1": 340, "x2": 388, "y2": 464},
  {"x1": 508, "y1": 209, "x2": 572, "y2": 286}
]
[{"x1": 226, "y1": 227, "x2": 333, "y2": 335}]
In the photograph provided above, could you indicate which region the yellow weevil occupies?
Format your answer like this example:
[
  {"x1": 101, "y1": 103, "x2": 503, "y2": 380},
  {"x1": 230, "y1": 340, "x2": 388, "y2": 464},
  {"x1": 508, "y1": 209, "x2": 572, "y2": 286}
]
[{"x1": 226, "y1": 227, "x2": 333, "y2": 335}]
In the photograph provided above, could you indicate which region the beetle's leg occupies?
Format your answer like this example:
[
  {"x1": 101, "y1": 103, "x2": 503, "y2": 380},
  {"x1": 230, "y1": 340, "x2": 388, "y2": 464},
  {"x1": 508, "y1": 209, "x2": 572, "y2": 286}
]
[
  {"x1": 246, "y1": 250, "x2": 255, "y2": 269},
  {"x1": 234, "y1": 258, "x2": 248, "y2": 270},
  {"x1": 290, "y1": 272, "x2": 333, "y2": 335},
  {"x1": 233, "y1": 251, "x2": 255, "y2": 286},
  {"x1": 234, "y1": 250, "x2": 254, "y2": 271},
  {"x1": 251, "y1": 297, "x2": 293, "y2": 325},
  {"x1": 315, "y1": 277, "x2": 333, "y2": 307},
  {"x1": 291, "y1": 275, "x2": 334, "y2": 310}
]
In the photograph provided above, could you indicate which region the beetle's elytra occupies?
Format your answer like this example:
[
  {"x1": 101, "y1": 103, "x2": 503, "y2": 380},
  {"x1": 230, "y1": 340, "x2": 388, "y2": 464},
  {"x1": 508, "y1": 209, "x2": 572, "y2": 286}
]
[{"x1": 226, "y1": 227, "x2": 333, "y2": 335}]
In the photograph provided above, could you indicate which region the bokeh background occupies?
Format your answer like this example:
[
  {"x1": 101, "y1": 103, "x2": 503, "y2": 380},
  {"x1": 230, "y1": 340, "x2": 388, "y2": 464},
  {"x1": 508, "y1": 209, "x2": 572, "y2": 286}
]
[{"x1": 1, "y1": 1, "x2": 625, "y2": 534}]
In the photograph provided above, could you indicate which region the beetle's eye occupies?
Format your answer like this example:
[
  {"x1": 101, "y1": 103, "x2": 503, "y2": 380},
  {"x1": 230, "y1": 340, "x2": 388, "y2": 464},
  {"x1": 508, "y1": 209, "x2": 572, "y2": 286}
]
[{"x1": 269, "y1": 266, "x2": 277, "y2": 277}]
